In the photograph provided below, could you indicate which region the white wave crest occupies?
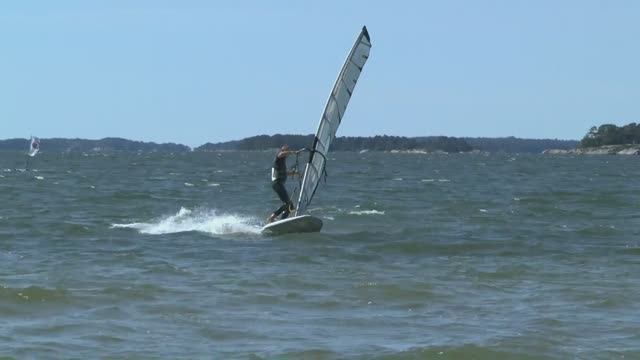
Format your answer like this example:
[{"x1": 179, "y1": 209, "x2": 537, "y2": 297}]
[
  {"x1": 348, "y1": 209, "x2": 385, "y2": 216},
  {"x1": 111, "y1": 207, "x2": 262, "y2": 235}
]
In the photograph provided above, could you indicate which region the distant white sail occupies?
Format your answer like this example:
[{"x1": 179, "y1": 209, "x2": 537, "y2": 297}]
[
  {"x1": 295, "y1": 27, "x2": 371, "y2": 215},
  {"x1": 28, "y1": 136, "x2": 40, "y2": 157}
]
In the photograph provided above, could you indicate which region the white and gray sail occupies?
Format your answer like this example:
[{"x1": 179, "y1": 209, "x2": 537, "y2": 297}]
[
  {"x1": 295, "y1": 26, "x2": 371, "y2": 215},
  {"x1": 28, "y1": 136, "x2": 40, "y2": 157}
]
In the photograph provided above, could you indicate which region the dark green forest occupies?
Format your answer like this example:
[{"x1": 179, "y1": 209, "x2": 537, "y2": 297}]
[
  {"x1": 580, "y1": 123, "x2": 640, "y2": 147},
  {"x1": 464, "y1": 137, "x2": 578, "y2": 153},
  {"x1": 196, "y1": 135, "x2": 578, "y2": 153},
  {"x1": 0, "y1": 137, "x2": 189, "y2": 153},
  {"x1": 0, "y1": 134, "x2": 581, "y2": 154},
  {"x1": 195, "y1": 134, "x2": 472, "y2": 152},
  {"x1": 195, "y1": 134, "x2": 473, "y2": 152}
]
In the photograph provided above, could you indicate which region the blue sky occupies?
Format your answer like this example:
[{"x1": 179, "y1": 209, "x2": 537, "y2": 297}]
[{"x1": 2, "y1": 1, "x2": 639, "y2": 146}]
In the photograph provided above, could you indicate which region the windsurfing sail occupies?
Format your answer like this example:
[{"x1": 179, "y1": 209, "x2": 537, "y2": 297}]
[
  {"x1": 28, "y1": 136, "x2": 40, "y2": 157},
  {"x1": 295, "y1": 26, "x2": 371, "y2": 216}
]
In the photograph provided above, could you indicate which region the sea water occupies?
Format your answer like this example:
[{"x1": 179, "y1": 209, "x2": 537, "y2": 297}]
[{"x1": 0, "y1": 151, "x2": 639, "y2": 359}]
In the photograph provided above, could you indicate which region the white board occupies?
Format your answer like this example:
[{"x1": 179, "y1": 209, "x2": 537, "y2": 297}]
[{"x1": 261, "y1": 215, "x2": 323, "y2": 235}]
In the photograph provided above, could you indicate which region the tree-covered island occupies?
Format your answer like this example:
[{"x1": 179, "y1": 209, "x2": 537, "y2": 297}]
[
  {"x1": 544, "y1": 123, "x2": 640, "y2": 155},
  {"x1": 580, "y1": 123, "x2": 640, "y2": 147}
]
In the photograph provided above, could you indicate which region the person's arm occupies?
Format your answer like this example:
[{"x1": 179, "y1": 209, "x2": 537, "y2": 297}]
[{"x1": 277, "y1": 149, "x2": 298, "y2": 158}]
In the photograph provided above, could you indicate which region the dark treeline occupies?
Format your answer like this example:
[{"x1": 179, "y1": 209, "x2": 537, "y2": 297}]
[
  {"x1": 0, "y1": 139, "x2": 28, "y2": 151},
  {"x1": 334, "y1": 136, "x2": 473, "y2": 152},
  {"x1": 198, "y1": 134, "x2": 315, "y2": 151},
  {"x1": 580, "y1": 123, "x2": 640, "y2": 147},
  {"x1": 0, "y1": 137, "x2": 190, "y2": 153},
  {"x1": 196, "y1": 134, "x2": 473, "y2": 153},
  {"x1": 0, "y1": 135, "x2": 583, "y2": 154},
  {"x1": 196, "y1": 134, "x2": 578, "y2": 153},
  {"x1": 464, "y1": 137, "x2": 578, "y2": 153}
]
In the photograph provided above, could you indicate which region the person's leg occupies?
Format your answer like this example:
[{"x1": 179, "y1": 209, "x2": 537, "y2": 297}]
[
  {"x1": 272, "y1": 181, "x2": 291, "y2": 204},
  {"x1": 274, "y1": 204, "x2": 288, "y2": 217},
  {"x1": 268, "y1": 203, "x2": 288, "y2": 223},
  {"x1": 281, "y1": 205, "x2": 290, "y2": 219},
  {"x1": 269, "y1": 181, "x2": 292, "y2": 222}
]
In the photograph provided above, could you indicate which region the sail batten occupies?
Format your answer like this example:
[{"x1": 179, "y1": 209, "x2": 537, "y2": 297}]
[{"x1": 295, "y1": 27, "x2": 371, "y2": 216}]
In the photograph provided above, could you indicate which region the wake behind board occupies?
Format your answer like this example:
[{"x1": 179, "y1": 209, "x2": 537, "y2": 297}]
[{"x1": 261, "y1": 215, "x2": 323, "y2": 235}]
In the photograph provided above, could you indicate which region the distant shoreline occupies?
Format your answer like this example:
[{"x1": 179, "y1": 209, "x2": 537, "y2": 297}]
[
  {"x1": 543, "y1": 144, "x2": 640, "y2": 155},
  {"x1": 0, "y1": 135, "x2": 580, "y2": 154}
]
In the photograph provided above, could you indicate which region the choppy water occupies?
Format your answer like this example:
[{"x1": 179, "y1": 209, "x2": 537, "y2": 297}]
[{"x1": 1, "y1": 151, "x2": 639, "y2": 359}]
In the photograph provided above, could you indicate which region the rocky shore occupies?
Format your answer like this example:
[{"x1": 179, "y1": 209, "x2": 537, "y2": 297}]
[{"x1": 543, "y1": 145, "x2": 640, "y2": 155}]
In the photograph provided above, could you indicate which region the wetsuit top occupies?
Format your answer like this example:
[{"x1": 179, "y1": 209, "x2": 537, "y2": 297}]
[{"x1": 271, "y1": 154, "x2": 287, "y2": 182}]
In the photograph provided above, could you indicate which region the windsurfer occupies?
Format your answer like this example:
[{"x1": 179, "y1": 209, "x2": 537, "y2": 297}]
[{"x1": 267, "y1": 145, "x2": 299, "y2": 223}]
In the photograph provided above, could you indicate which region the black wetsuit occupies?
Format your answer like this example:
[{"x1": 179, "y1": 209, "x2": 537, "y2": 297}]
[{"x1": 271, "y1": 154, "x2": 293, "y2": 219}]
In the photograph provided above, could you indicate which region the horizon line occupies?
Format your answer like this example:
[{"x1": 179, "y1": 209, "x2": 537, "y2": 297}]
[{"x1": 0, "y1": 134, "x2": 581, "y2": 147}]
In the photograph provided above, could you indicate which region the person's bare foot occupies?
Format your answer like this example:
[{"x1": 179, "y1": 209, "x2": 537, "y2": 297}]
[{"x1": 267, "y1": 214, "x2": 277, "y2": 223}]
